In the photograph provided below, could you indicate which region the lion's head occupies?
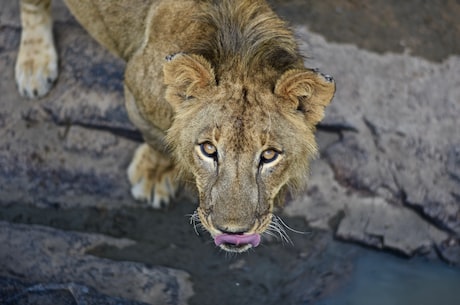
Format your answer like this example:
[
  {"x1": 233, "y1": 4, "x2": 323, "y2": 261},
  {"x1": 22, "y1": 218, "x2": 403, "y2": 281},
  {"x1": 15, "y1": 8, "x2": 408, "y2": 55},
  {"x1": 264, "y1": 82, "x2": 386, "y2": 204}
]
[{"x1": 163, "y1": 53, "x2": 335, "y2": 252}]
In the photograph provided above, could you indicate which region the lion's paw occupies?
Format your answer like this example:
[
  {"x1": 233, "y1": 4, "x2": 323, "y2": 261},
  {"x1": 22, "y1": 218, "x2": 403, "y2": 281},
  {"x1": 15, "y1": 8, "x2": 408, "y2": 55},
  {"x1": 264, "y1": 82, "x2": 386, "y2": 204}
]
[
  {"x1": 15, "y1": 8, "x2": 57, "y2": 99},
  {"x1": 127, "y1": 143, "x2": 178, "y2": 209}
]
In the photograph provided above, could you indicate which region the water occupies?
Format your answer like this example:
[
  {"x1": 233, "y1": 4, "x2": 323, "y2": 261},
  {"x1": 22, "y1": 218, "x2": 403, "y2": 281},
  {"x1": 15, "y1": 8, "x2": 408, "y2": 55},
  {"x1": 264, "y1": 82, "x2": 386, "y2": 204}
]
[{"x1": 318, "y1": 251, "x2": 460, "y2": 305}]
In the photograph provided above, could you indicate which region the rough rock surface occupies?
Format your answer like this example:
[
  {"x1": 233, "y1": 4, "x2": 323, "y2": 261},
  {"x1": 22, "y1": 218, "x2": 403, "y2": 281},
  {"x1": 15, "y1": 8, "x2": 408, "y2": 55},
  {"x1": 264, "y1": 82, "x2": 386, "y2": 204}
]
[
  {"x1": 285, "y1": 28, "x2": 459, "y2": 261},
  {"x1": 1, "y1": 3, "x2": 137, "y2": 209},
  {"x1": 0, "y1": 221, "x2": 193, "y2": 305},
  {"x1": 0, "y1": 276, "x2": 151, "y2": 305}
]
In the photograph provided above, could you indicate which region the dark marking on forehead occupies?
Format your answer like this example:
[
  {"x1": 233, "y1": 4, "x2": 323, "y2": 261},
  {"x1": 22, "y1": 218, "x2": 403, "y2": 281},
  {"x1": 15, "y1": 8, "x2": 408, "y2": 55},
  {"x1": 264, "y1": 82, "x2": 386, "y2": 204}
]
[{"x1": 242, "y1": 86, "x2": 248, "y2": 102}]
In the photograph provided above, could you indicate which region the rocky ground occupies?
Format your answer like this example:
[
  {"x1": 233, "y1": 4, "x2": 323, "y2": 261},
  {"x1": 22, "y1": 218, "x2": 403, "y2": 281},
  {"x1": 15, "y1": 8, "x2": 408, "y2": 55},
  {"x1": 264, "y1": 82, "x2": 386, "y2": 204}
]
[{"x1": 0, "y1": 1, "x2": 459, "y2": 305}]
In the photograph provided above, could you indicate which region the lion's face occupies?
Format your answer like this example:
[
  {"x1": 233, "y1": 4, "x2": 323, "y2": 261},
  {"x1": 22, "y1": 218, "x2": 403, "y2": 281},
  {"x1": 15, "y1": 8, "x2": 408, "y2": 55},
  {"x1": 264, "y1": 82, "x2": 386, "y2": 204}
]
[{"x1": 164, "y1": 54, "x2": 335, "y2": 252}]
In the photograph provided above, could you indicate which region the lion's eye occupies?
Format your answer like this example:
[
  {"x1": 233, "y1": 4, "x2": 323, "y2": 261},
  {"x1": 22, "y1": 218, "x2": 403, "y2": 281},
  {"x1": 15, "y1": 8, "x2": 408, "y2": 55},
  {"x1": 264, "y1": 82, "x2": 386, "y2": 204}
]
[
  {"x1": 200, "y1": 142, "x2": 218, "y2": 160},
  {"x1": 260, "y1": 149, "x2": 279, "y2": 164}
]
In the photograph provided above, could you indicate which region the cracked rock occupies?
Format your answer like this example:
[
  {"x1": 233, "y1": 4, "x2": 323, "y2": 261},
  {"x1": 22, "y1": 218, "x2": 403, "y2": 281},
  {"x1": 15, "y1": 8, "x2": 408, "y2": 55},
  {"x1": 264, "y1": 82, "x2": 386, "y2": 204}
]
[
  {"x1": 287, "y1": 28, "x2": 460, "y2": 261},
  {"x1": 0, "y1": 221, "x2": 193, "y2": 305},
  {"x1": 0, "y1": 277, "x2": 152, "y2": 305},
  {"x1": 336, "y1": 197, "x2": 448, "y2": 256}
]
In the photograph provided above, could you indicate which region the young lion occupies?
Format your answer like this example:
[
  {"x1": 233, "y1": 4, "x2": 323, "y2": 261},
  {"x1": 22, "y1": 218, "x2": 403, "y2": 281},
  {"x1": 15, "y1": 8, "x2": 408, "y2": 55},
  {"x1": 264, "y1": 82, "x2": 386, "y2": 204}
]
[{"x1": 16, "y1": 0, "x2": 335, "y2": 252}]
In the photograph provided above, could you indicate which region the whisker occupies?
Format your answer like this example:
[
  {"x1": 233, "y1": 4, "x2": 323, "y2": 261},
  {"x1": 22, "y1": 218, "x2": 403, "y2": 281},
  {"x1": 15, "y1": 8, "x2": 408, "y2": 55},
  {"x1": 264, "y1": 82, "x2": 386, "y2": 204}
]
[
  {"x1": 274, "y1": 215, "x2": 311, "y2": 235},
  {"x1": 277, "y1": 226, "x2": 293, "y2": 245},
  {"x1": 262, "y1": 229, "x2": 278, "y2": 238},
  {"x1": 268, "y1": 221, "x2": 292, "y2": 245},
  {"x1": 186, "y1": 211, "x2": 201, "y2": 236}
]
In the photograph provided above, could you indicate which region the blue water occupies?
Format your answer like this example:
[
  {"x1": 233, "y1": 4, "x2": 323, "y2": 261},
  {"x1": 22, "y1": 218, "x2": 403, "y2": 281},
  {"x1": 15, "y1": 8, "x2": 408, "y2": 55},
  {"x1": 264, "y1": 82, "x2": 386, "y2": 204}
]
[{"x1": 318, "y1": 251, "x2": 460, "y2": 305}]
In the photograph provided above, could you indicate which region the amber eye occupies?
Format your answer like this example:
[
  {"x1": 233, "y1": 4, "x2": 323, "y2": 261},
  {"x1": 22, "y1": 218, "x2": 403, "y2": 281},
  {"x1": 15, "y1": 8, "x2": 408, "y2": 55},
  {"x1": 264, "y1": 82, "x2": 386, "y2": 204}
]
[
  {"x1": 260, "y1": 149, "x2": 279, "y2": 164},
  {"x1": 200, "y1": 142, "x2": 218, "y2": 160}
]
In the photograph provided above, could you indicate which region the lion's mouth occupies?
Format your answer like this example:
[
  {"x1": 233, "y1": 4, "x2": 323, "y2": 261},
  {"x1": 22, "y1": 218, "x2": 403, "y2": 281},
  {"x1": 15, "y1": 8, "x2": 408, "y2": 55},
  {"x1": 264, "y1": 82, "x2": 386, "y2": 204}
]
[{"x1": 214, "y1": 233, "x2": 261, "y2": 253}]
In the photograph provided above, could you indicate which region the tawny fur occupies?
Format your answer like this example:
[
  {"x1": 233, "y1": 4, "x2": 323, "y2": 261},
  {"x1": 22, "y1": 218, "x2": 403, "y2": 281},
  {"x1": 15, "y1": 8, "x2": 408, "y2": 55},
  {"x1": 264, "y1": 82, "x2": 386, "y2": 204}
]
[{"x1": 16, "y1": 0, "x2": 335, "y2": 252}]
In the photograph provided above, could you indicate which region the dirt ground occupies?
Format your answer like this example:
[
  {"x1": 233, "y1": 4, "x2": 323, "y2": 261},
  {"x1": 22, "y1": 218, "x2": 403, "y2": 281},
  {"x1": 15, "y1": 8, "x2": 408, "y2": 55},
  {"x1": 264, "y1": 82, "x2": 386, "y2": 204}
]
[{"x1": 1, "y1": 1, "x2": 459, "y2": 305}]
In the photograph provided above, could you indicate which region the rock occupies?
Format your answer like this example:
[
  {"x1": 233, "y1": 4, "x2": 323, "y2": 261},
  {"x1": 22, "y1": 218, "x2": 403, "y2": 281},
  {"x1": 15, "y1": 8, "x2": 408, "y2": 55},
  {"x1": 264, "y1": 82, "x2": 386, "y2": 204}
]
[
  {"x1": 285, "y1": 27, "x2": 460, "y2": 261},
  {"x1": 0, "y1": 0, "x2": 140, "y2": 211},
  {"x1": 0, "y1": 277, "x2": 151, "y2": 305},
  {"x1": 336, "y1": 197, "x2": 448, "y2": 256},
  {"x1": 285, "y1": 159, "x2": 449, "y2": 257},
  {"x1": 0, "y1": 221, "x2": 193, "y2": 305},
  {"x1": 436, "y1": 237, "x2": 460, "y2": 266},
  {"x1": 0, "y1": 15, "x2": 140, "y2": 209}
]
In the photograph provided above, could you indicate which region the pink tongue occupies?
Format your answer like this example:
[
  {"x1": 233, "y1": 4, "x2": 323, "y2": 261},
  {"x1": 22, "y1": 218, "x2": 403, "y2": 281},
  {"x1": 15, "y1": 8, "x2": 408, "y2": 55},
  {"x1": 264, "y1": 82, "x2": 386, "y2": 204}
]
[{"x1": 214, "y1": 233, "x2": 261, "y2": 248}]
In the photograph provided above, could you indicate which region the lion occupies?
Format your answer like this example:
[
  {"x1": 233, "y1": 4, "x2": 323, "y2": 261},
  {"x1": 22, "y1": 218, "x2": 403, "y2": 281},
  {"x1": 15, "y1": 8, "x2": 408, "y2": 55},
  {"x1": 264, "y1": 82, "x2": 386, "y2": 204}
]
[{"x1": 16, "y1": 0, "x2": 335, "y2": 252}]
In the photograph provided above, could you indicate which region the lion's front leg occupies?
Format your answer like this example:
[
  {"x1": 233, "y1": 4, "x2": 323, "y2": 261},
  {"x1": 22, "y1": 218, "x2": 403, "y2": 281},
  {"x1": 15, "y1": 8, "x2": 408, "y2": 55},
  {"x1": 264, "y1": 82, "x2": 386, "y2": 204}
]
[
  {"x1": 127, "y1": 143, "x2": 178, "y2": 209},
  {"x1": 15, "y1": 0, "x2": 58, "y2": 99}
]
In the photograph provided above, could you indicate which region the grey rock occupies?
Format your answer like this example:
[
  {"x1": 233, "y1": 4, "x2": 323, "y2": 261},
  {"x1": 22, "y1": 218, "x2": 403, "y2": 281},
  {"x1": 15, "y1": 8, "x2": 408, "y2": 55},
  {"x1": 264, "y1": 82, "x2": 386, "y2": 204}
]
[
  {"x1": 336, "y1": 197, "x2": 448, "y2": 256},
  {"x1": 437, "y1": 238, "x2": 460, "y2": 265},
  {"x1": 0, "y1": 277, "x2": 151, "y2": 305},
  {"x1": 0, "y1": 0, "x2": 140, "y2": 210},
  {"x1": 286, "y1": 28, "x2": 459, "y2": 261},
  {"x1": 0, "y1": 19, "x2": 139, "y2": 209},
  {"x1": 285, "y1": 159, "x2": 449, "y2": 257},
  {"x1": 0, "y1": 221, "x2": 193, "y2": 305}
]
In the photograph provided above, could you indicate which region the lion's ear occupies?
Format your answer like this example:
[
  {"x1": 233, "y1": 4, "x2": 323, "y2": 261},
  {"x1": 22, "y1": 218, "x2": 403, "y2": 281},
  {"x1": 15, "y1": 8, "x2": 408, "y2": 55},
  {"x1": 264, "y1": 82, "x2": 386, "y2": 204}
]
[
  {"x1": 275, "y1": 69, "x2": 335, "y2": 125},
  {"x1": 163, "y1": 53, "x2": 216, "y2": 108}
]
